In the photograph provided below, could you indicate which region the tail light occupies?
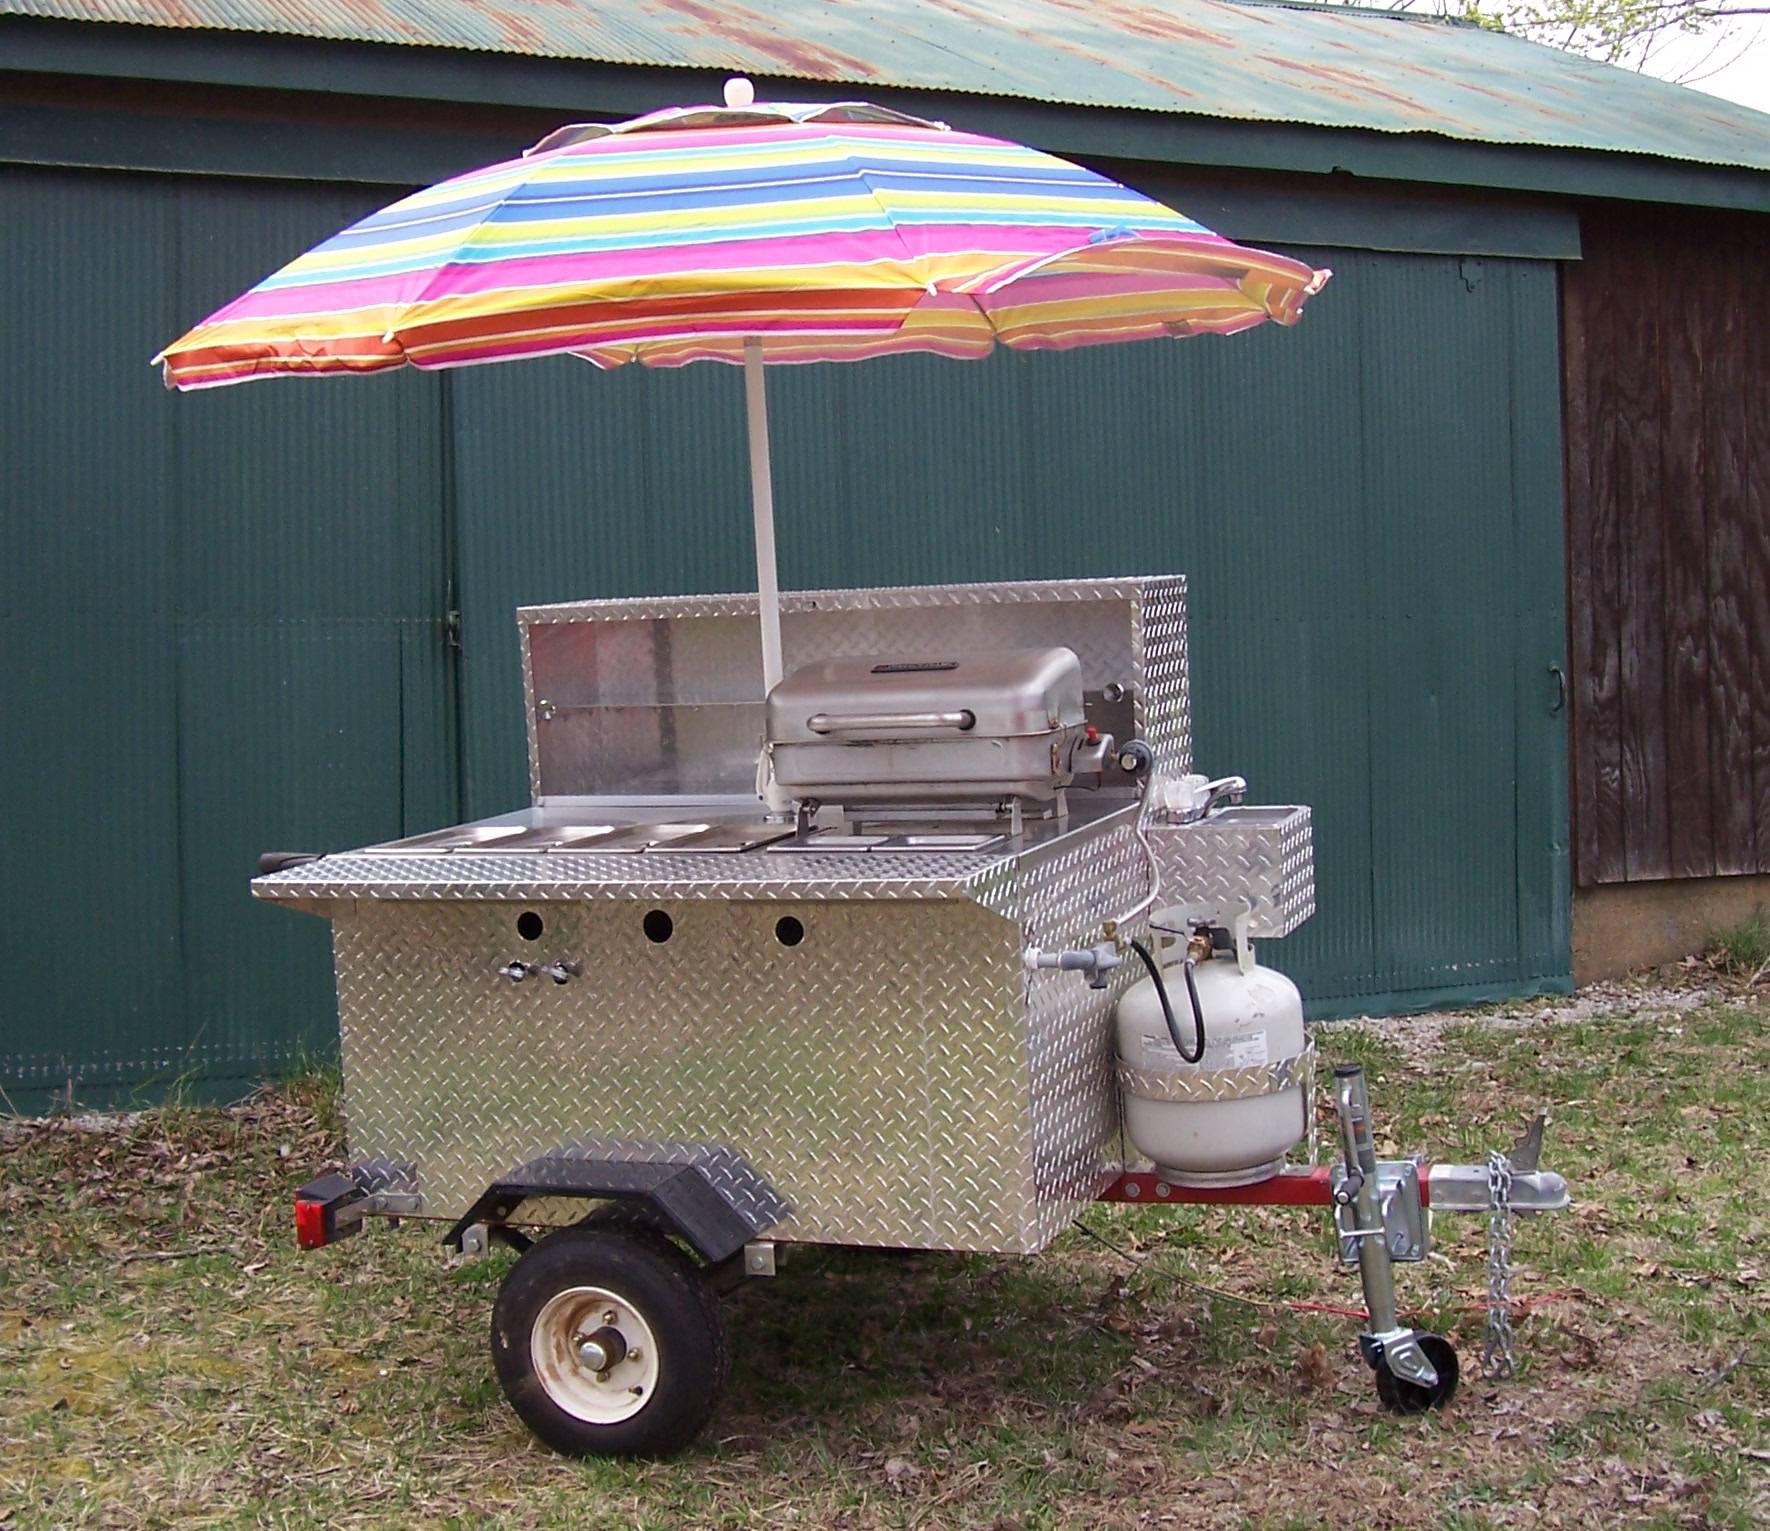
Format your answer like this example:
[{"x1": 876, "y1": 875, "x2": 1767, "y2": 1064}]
[{"x1": 294, "y1": 1172, "x2": 365, "y2": 1250}]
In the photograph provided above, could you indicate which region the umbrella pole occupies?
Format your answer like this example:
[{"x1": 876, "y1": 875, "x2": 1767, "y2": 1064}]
[{"x1": 743, "y1": 336, "x2": 785, "y2": 696}]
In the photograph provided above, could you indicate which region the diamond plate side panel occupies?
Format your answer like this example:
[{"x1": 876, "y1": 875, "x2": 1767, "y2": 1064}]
[
  {"x1": 332, "y1": 895, "x2": 1041, "y2": 1251},
  {"x1": 519, "y1": 577, "x2": 1161, "y2": 627},
  {"x1": 1134, "y1": 577, "x2": 1192, "y2": 778},
  {"x1": 259, "y1": 848, "x2": 992, "y2": 902},
  {"x1": 770, "y1": 601, "x2": 1135, "y2": 682},
  {"x1": 518, "y1": 576, "x2": 1189, "y2": 801},
  {"x1": 1146, "y1": 807, "x2": 1316, "y2": 937},
  {"x1": 521, "y1": 618, "x2": 541, "y2": 804},
  {"x1": 972, "y1": 820, "x2": 1152, "y2": 1247}
]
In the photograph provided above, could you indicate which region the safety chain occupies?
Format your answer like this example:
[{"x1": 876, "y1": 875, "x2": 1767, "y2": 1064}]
[{"x1": 1482, "y1": 1150, "x2": 1517, "y2": 1380}]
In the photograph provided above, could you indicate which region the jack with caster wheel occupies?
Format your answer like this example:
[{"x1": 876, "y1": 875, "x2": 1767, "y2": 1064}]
[
  {"x1": 1367, "y1": 1332, "x2": 1460, "y2": 1414},
  {"x1": 1333, "y1": 1062, "x2": 1458, "y2": 1413}
]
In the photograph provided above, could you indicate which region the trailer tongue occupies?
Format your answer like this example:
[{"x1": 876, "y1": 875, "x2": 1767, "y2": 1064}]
[{"x1": 266, "y1": 576, "x2": 1567, "y2": 1456}]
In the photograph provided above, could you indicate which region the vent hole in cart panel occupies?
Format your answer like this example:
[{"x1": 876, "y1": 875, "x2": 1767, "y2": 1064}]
[
  {"x1": 774, "y1": 916, "x2": 805, "y2": 948},
  {"x1": 643, "y1": 909, "x2": 674, "y2": 944},
  {"x1": 516, "y1": 911, "x2": 544, "y2": 942}
]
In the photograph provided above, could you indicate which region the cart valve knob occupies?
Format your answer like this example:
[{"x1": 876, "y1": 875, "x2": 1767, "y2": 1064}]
[
  {"x1": 497, "y1": 961, "x2": 534, "y2": 983},
  {"x1": 1024, "y1": 944, "x2": 1123, "y2": 988},
  {"x1": 542, "y1": 961, "x2": 583, "y2": 984}
]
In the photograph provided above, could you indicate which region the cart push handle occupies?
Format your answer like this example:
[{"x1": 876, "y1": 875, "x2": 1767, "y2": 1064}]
[{"x1": 257, "y1": 851, "x2": 322, "y2": 875}]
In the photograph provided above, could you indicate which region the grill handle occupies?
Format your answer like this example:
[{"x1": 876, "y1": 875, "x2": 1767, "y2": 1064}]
[{"x1": 806, "y1": 709, "x2": 976, "y2": 734}]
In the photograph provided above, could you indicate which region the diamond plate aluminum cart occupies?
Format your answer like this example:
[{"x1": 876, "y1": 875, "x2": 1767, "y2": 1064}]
[{"x1": 265, "y1": 576, "x2": 1568, "y2": 1456}]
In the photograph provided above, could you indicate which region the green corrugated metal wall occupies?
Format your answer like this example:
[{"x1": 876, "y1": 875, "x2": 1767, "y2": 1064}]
[
  {"x1": 1, "y1": 167, "x2": 458, "y2": 1109},
  {"x1": 0, "y1": 164, "x2": 1570, "y2": 1111}
]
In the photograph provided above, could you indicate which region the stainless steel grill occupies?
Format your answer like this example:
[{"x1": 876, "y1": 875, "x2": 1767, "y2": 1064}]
[{"x1": 766, "y1": 646, "x2": 1092, "y2": 812}]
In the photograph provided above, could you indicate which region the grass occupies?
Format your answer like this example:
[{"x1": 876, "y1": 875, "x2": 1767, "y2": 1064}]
[
  {"x1": 1705, "y1": 912, "x2": 1770, "y2": 980},
  {"x1": 2, "y1": 982, "x2": 1766, "y2": 1529}
]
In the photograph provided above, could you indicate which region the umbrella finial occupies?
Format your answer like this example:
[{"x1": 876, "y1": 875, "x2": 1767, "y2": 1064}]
[{"x1": 724, "y1": 76, "x2": 756, "y2": 108}]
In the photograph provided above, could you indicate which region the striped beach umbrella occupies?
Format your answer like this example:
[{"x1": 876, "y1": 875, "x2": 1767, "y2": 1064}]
[{"x1": 158, "y1": 80, "x2": 1329, "y2": 704}]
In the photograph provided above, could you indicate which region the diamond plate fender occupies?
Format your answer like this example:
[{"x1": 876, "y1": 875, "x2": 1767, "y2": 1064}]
[{"x1": 441, "y1": 1142, "x2": 788, "y2": 1264}]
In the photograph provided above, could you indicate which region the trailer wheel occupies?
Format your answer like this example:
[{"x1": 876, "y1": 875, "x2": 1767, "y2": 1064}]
[
  {"x1": 491, "y1": 1225, "x2": 729, "y2": 1457},
  {"x1": 1374, "y1": 1333, "x2": 1460, "y2": 1415}
]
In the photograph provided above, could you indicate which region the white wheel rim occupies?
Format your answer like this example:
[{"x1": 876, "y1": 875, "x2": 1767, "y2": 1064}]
[{"x1": 530, "y1": 1284, "x2": 661, "y2": 1425}]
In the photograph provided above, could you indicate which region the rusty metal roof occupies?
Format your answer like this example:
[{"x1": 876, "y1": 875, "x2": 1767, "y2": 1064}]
[{"x1": 6, "y1": 0, "x2": 1769, "y2": 173}]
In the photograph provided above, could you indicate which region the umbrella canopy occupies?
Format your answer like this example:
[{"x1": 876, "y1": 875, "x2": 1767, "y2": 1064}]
[
  {"x1": 156, "y1": 82, "x2": 1329, "y2": 766},
  {"x1": 157, "y1": 90, "x2": 1327, "y2": 387}
]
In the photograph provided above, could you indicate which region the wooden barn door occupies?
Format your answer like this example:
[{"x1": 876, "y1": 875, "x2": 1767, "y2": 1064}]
[{"x1": 1564, "y1": 205, "x2": 1770, "y2": 886}]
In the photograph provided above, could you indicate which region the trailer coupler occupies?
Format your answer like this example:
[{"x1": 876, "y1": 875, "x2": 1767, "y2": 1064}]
[{"x1": 1098, "y1": 1063, "x2": 1568, "y2": 1410}]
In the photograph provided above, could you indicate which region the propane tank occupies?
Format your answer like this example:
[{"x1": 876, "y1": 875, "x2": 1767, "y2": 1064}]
[{"x1": 1114, "y1": 921, "x2": 1307, "y2": 1187}]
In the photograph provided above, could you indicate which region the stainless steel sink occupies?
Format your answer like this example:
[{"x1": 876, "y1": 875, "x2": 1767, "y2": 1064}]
[
  {"x1": 1200, "y1": 806, "x2": 1306, "y2": 828},
  {"x1": 640, "y1": 823, "x2": 796, "y2": 853},
  {"x1": 509, "y1": 825, "x2": 620, "y2": 850},
  {"x1": 770, "y1": 830, "x2": 1006, "y2": 854},
  {"x1": 373, "y1": 824, "x2": 531, "y2": 852},
  {"x1": 363, "y1": 819, "x2": 795, "y2": 854}
]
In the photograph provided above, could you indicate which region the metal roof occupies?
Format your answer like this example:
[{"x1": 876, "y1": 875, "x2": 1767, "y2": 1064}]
[{"x1": 6, "y1": 0, "x2": 1769, "y2": 173}]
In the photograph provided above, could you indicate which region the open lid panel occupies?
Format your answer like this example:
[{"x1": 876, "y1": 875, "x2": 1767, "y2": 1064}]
[{"x1": 516, "y1": 576, "x2": 1189, "y2": 804}]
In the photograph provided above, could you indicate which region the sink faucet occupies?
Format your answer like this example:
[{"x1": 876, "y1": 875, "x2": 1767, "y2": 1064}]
[
  {"x1": 1199, "y1": 775, "x2": 1247, "y2": 817},
  {"x1": 1150, "y1": 772, "x2": 1251, "y2": 823}
]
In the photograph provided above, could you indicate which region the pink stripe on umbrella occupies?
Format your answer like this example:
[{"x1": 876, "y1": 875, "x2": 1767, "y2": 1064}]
[{"x1": 212, "y1": 225, "x2": 1216, "y2": 326}]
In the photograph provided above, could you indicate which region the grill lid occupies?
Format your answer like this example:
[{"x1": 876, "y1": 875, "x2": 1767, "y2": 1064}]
[{"x1": 766, "y1": 647, "x2": 1085, "y2": 745}]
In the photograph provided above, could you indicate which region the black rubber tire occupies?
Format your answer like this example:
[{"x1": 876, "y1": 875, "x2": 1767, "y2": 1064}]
[
  {"x1": 1374, "y1": 1333, "x2": 1461, "y2": 1415},
  {"x1": 491, "y1": 1225, "x2": 730, "y2": 1457}
]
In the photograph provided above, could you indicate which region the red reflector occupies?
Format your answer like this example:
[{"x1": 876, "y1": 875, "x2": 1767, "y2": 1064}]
[{"x1": 294, "y1": 1197, "x2": 329, "y2": 1250}]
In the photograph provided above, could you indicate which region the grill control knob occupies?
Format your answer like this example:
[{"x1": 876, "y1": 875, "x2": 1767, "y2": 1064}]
[{"x1": 1116, "y1": 740, "x2": 1154, "y2": 775}]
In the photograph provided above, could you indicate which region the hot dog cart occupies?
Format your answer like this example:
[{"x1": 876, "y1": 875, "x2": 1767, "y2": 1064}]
[{"x1": 265, "y1": 575, "x2": 1568, "y2": 1457}]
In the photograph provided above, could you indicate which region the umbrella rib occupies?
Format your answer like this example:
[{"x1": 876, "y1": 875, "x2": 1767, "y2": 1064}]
[
  {"x1": 828, "y1": 144, "x2": 936, "y2": 299},
  {"x1": 364, "y1": 178, "x2": 569, "y2": 356},
  {"x1": 763, "y1": 137, "x2": 1022, "y2": 363}
]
